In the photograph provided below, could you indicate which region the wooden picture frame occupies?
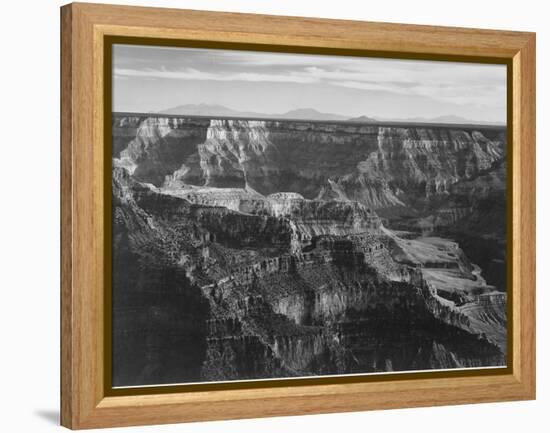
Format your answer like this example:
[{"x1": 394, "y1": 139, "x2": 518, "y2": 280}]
[{"x1": 60, "y1": 2, "x2": 536, "y2": 429}]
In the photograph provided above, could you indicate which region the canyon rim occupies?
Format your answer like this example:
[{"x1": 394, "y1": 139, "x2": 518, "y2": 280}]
[{"x1": 110, "y1": 44, "x2": 508, "y2": 387}]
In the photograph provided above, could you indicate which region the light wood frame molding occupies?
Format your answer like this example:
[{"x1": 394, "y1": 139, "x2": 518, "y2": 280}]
[{"x1": 60, "y1": 2, "x2": 536, "y2": 429}]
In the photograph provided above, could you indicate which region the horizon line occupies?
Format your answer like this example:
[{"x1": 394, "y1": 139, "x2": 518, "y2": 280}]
[{"x1": 111, "y1": 111, "x2": 507, "y2": 130}]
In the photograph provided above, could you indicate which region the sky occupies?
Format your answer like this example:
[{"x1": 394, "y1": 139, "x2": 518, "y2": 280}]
[{"x1": 112, "y1": 44, "x2": 507, "y2": 123}]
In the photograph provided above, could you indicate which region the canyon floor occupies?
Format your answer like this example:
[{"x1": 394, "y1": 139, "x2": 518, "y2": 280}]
[{"x1": 111, "y1": 115, "x2": 507, "y2": 387}]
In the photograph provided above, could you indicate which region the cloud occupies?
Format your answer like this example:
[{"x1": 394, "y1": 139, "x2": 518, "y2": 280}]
[
  {"x1": 113, "y1": 44, "x2": 506, "y2": 120},
  {"x1": 296, "y1": 62, "x2": 506, "y2": 108},
  {"x1": 115, "y1": 61, "x2": 505, "y2": 109},
  {"x1": 114, "y1": 67, "x2": 318, "y2": 84},
  {"x1": 334, "y1": 81, "x2": 402, "y2": 92},
  {"x1": 215, "y1": 50, "x2": 362, "y2": 67},
  {"x1": 333, "y1": 79, "x2": 505, "y2": 107}
]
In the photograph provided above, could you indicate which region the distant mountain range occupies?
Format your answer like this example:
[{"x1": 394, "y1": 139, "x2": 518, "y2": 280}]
[
  {"x1": 159, "y1": 104, "x2": 347, "y2": 121},
  {"x1": 160, "y1": 104, "x2": 260, "y2": 118},
  {"x1": 157, "y1": 104, "x2": 504, "y2": 125},
  {"x1": 347, "y1": 115, "x2": 378, "y2": 123}
]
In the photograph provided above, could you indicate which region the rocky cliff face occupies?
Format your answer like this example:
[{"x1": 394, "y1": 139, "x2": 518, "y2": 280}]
[
  {"x1": 111, "y1": 115, "x2": 507, "y2": 387},
  {"x1": 119, "y1": 116, "x2": 505, "y2": 207},
  {"x1": 118, "y1": 117, "x2": 209, "y2": 185}
]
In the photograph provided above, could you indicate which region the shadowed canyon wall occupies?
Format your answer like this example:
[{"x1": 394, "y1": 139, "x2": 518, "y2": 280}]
[{"x1": 111, "y1": 115, "x2": 507, "y2": 386}]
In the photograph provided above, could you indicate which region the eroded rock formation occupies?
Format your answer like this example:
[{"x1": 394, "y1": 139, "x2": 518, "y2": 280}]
[{"x1": 111, "y1": 115, "x2": 507, "y2": 386}]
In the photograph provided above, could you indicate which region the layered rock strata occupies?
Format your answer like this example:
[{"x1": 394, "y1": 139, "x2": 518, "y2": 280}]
[{"x1": 111, "y1": 115, "x2": 507, "y2": 386}]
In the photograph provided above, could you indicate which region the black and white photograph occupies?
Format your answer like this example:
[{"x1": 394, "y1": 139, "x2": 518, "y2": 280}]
[{"x1": 111, "y1": 44, "x2": 508, "y2": 388}]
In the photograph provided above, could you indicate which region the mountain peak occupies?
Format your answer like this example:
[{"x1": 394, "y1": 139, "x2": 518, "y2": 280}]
[
  {"x1": 347, "y1": 115, "x2": 378, "y2": 123},
  {"x1": 283, "y1": 108, "x2": 323, "y2": 115},
  {"x1": 158, "y1": 105, "x2": 348, "y2": 121},
  {"x1": 159, "y1": 104, "x2": 240, "y2": 116}
]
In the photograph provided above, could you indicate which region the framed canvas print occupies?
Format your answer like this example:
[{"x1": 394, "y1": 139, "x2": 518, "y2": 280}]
[{"x1": 60, "y1": 2, "x2": 535, "y2": 429}]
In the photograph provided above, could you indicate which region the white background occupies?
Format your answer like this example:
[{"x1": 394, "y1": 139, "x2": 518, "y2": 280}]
[{"x1": 0, "y1": 0, "x2": 545, "y2": 431}]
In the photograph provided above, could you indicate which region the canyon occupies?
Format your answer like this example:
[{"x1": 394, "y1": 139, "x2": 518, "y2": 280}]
[{"x1": 111, "y1": 114, "x2": 507, "y2": 387}]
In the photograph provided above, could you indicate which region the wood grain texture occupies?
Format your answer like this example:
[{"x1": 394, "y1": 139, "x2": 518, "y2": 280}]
[
  {"x1": 60, "y1": 2, "x2": 536, "y2": 429},
  {"x1": 513, "y1": 34, "x2": 536, "y2": 396},
  {"x1": 60, "y1": 4, "x2": 73, "y2": 429}
]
